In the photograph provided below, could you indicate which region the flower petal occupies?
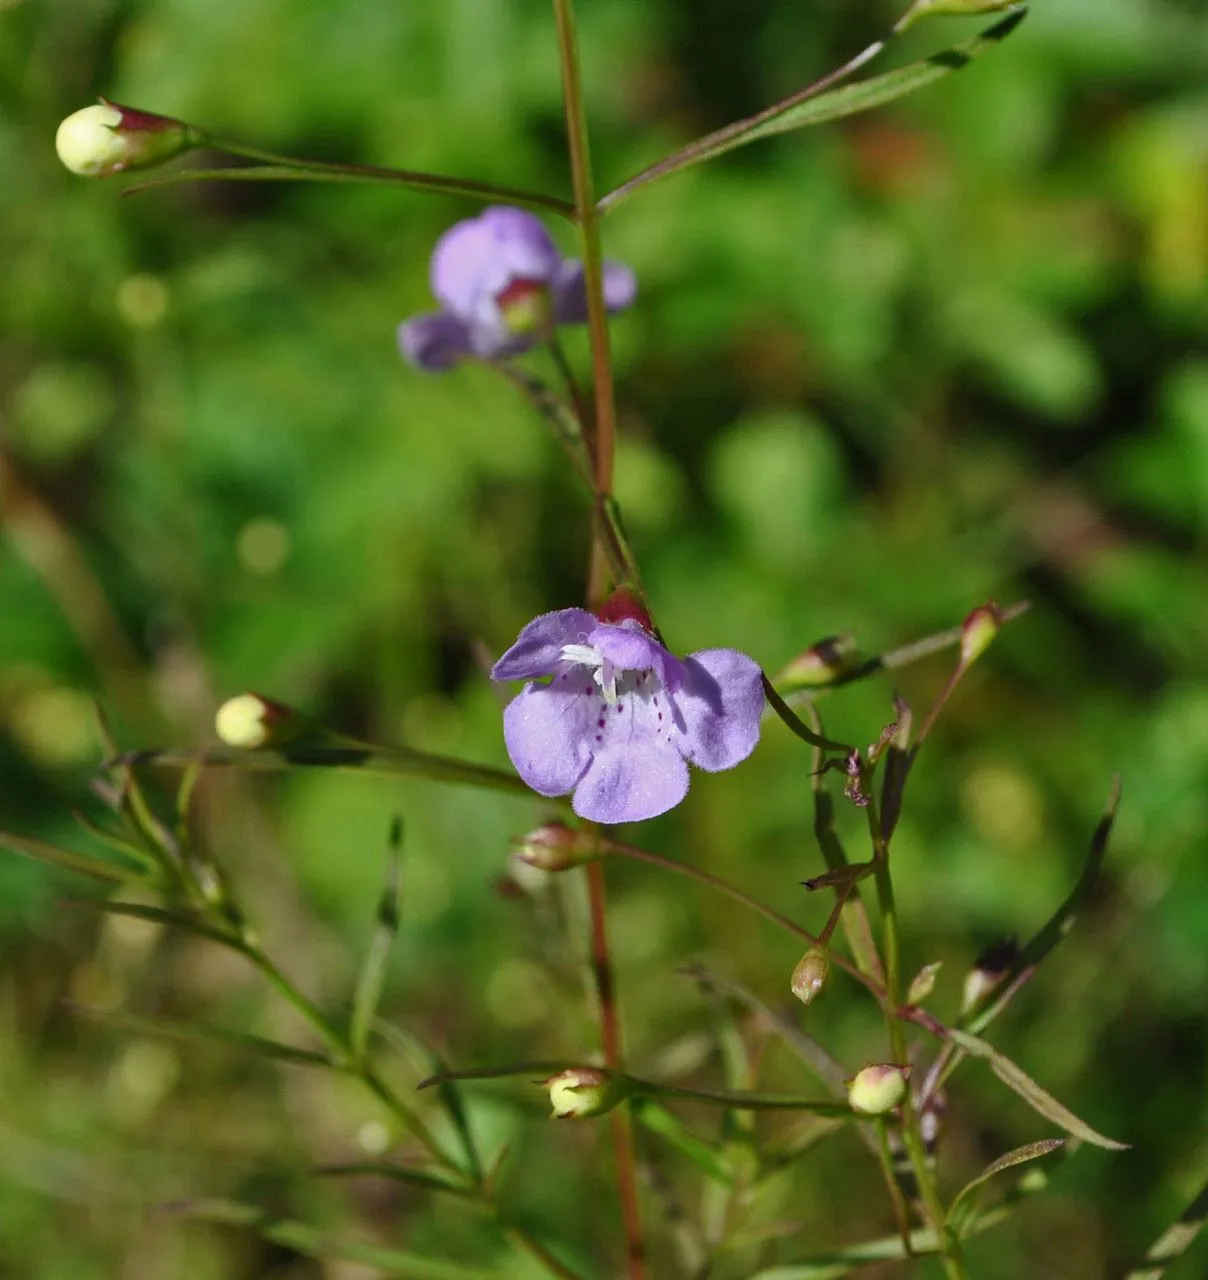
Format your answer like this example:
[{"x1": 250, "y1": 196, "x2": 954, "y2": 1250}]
[
  {"x1": 588, "y1": 621, "x2": 669, "y2": 674},
  {"x1": 502, "y1": 681, "x2": 594, "y2": 797},
  {"x1": 432, "y1": 207, "x2": 560, "y2": 315},
  {"x1": 492, "y1": 608, "x2": 597, "y2": 681},
  {"x1": 573, "y1": 739, "x2": 689, "y2": 823},
  {"x1": 397, "y1": 312, "x2": 473, "y2": 372},
  {"x1": 672, "y1": 649, "x2": 765, "y2": 772},
  {"x1": 551, "y1": 259, "x2": 638, "y2": 323}
]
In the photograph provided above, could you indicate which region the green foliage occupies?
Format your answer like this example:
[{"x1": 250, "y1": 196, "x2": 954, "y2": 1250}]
[{"x1": 3, "y1": 0, "x2": 1208, "y2": 1276}]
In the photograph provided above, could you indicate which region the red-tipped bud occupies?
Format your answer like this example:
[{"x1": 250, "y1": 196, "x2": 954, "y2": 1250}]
[
  {"x1": 775, "y1": 633, "x2": 859, "y2": 690},
  {"x1": 959, "y1": 601, "x2": 1004, "y2": 668},
  {"x1": 790, "y1": 948, "x2": 830, "y2": 1006},
  {"x1": 511, "y1": 822, "x2": 604, "y2": 872},
  {"x1": 848, "y1": 1063, "x2": 910, "y2": 1116},
  {"x1": 543, "y1": 1067, "x2": 633, "y2": 1119},
  {"x1": 56, "y1": 101, "x2": 200, "y2": 178},
  {"x1": 595, "y1": 588, "x2": 653, "y2": 632},
  {"x1": 960, "y1": 936, "x2": 1020, "y2": 1014},
  {"x1": 215, "y1": 693, "x2": 308, "y2": 749}
]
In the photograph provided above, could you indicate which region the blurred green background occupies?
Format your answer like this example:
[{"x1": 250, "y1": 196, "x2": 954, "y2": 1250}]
[{"x1": 3, "y1": 0, "x2": 1208, "y2": 1275}]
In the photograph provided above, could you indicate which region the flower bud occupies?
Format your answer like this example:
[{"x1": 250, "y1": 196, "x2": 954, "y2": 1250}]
[
  {"x1": 959, "y1": 601, "x2": 1004, "y2": 668},
  {"x1": 55, "y1": 100, "x2": 199, "y2": 178},
  {"x1": 512, "y1": 822, "x2": 605, "y2": 872},
  {"x1": 960, "y1": 936, "x2": 1020, "y2": 1014},
  {"x1": 848, "y1": 1063, "x2": 910, "y2": 1116},
  {"x1": 215, "y1": 693, "x2": 307, "y2": 749},
  {"x1": 790, "y1": 948, "x2": 830, "y2": 1006},
  {"x1": 595, "y1": 588, "x2": 654, "y2": 632},
  {"x1": 775, "y1": 633, "x2": 859, "y2": 691},
  {"x1": 543, "y1": 1067, "x2": 632, "y2": 1119},
  {"x1": 906, "y1": 961, "x2": 942, "y2": 1006}
]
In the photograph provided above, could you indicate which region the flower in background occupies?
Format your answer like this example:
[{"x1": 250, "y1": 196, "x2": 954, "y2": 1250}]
[
  {"x1": 491, "y1": 596, "x2": 764, "y2": 824},
  {"x1": 398, "y1": 206, "x2": 636, "y2": 371}
]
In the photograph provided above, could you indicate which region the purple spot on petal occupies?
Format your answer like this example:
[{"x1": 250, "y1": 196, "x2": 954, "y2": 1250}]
[
  {"x1": 616, "y1": 704, "x2": 624, "y2": 713},
  {"x1": 595, "y1": 734, "x2": 603, "y2": 742},
  {"x1": 597, "y1": 717, "x2": 606, "y2": 728},
  {"x1": 583, "y1": 685, "x2": 592, "y2": 694}
]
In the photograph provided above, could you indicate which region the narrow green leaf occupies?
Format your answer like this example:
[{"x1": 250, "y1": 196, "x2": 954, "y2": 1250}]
[
  {"x1": 418, "y1": 1061, "x2": 577, "y2": 1089},
  {"x1": 682, "y1": 966, "x2": 849, "y2": 1096},
  {"x1": 598, "y1": 8, "x2": 1027, "y2": 212},
  {"x1": 947, "y1": 1029, "x2": 1128, "y2": 1151},
  {"x1": 351, "y1": 820, "x2": 402, "y2": 1061},
  {"x1": 0, "y1": 831, "x2": 142, "y2": 885},
  {"x1": 947, "y1": 1138, "x2": 1066, "y2": 1229},
  {"x1": 118, "y1": 743, "x2": 542, "y2": 799},
  {"x1": 89, "y1": 899, "x2": 243, "y2": 949},
  {"x1": 1125, "y1": 1171, "x2": 1208, "y2": 1279},
  {"x1": 632, "y1": 1099, "x2": 735, "y2": 1185},
  {"x1": 69, "y1": 1005, "x2": 331, "y2": 1068},
  {"x1": 166, "y1": 1199, "x2": 501, "y2": 1279},
  {"x1": 749, "y1": 1228, "x2": 940, "y2": 1279},
  {"x1": 317, "y1": 1162, "x2": 475, "y2": 1199},
  {"x1": 966, "y1": 777, "x2": 1121, "y2": 1034},
  {"x1": 375, "y1": 1021, "x2": 485, "y2": 1185}
]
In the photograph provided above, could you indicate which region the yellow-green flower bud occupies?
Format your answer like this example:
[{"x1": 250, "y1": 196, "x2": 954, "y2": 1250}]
[
  {"x1": 848, "y1": 1063, "x2": 910, "y2": 1116},
  {"x1": 56, "y1": 100, "x2": 198, "y2": 178},
  {"x1": 790, "y1": 948, "x2": 830, "y2": 1007},
  {"x1": 959, "y1": 601, "x2": 1004, "y2": 668},
  {"x1": 543, "y1": 1067, "x2": 632, "y2": 1119},
  {"x1": 215, "y1": 693, "x2": 306, "y2": 749},
  {"x1": 775, "y1": 633, "x2": 858, "y2": 691},
  {"x1": 512, "y1": 822, "x2": 605, "y2": 872}
]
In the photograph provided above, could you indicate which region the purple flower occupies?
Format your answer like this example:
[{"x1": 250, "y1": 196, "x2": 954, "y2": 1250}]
[
  {"x1": 398, "y1": 206, "x2": 637, "y2": 371},
  {"x1": 491, "y1": 604, "x2": 764, "y2": 824}
]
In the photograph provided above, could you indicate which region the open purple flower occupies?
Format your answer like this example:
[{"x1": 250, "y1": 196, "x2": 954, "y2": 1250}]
[
  {"x1": 491, "y1": 602, "x2": 764, "y2": 824},
  {"x1": 398, "y1": 206, "x2": 637, "y2": 371}
]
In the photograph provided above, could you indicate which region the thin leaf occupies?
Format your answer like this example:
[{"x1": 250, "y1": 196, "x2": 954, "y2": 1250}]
[
  {"x1": 118, "y1": 743, "x2": 542, "y2": 799},
  {"x1": 418, "y1": 1061, "x2": 578, "y2": 1089},
  {"x1": 682, "y1": 966, "x2": 848, "y2": 1096},
  {"x1": 947, "y1": 1029, "x2": 1128, "y2": 1151},
  {"x1": 375, "y1": 1021, "x2": 485, "y2": 1185},
  {"x1": 1125, "y1": 1171, "x2": 1208, "y2": 1279},
  {"x1": 0, "y1": 831, "x2": 142, "y2": 885},
  {"x1": 947, "y1": 1139, "x2": 1066, "y2": 1228},
  {"x1": 749, "y1": 1228, "x2": 940, "y2": 1279},
  {"x1": 317, "y1": 1162, "x2": 475, "y2": 1199},
  {"x1": 966, "y1": 776, "x2": 1121, "y2": 1034},
  {"x1": 165, "y1": 1199, "x2": 501, "y2": 1279},
  {"x1": 599, "y1": 9, "x2": 1027, "y2": 212},
  {"x1": 89, "y1": 899, "x2": 243, "y2": 950},
  {"x1": 632, "y1": 1099, "x2": 735, "y2": 1185},
  {"x1": 351, "y1": 820, "x2": 402, "y2": 1061},
  {"x1": 68, "y1": 1005, "x2": 331, "y2": 1068}
]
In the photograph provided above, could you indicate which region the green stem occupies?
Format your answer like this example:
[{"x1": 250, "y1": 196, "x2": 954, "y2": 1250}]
[
  {"x1": 244, "y1": 946, "x2": 460, "y2": 1176},
  {"x1": 141, "y1": 137, "x2": 575, "y2": 217},
  {"x1": 863, "y1": 787, "x2": 968, "y2": 1279}
]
